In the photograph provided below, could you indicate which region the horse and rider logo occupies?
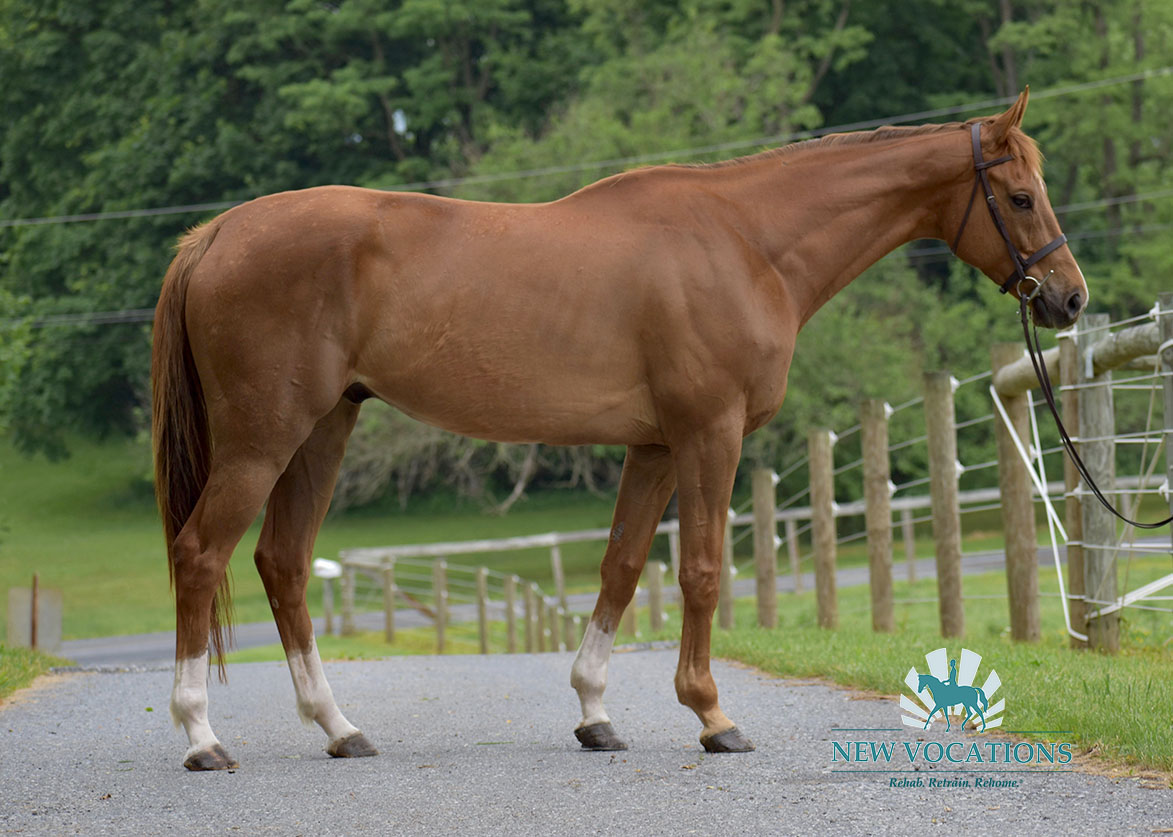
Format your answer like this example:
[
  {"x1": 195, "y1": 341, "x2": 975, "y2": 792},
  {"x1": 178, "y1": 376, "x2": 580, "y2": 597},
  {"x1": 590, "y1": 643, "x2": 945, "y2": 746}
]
[{"x1": 900, "y1": 648, "x2": 1004, "y2": 732}]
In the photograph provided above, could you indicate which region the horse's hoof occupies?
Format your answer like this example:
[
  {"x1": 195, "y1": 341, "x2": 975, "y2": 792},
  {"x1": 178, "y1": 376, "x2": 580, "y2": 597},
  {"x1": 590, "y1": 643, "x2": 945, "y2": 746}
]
[
  {"x1": 575, "y1": 721, "x2": 628, "y2": 751},
  {"x1": 183, "y1": 743, "x2": 239, "y2": 771},
  {"x1": 328, "y1": 732, "x2": 379, "y2": 758},
  {"x1": 701, "y1": 726, "x2": 755, "y2": 753}
]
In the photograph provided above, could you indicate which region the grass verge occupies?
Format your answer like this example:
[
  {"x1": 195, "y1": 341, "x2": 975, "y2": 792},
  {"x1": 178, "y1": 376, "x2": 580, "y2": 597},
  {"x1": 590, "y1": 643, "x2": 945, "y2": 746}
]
[
  {"x1": 701, "y1": 566, "x2": 1173, "y2": 775},
  {"x1": 0, "y1": 645, "x2": 72, "y2": 704}
]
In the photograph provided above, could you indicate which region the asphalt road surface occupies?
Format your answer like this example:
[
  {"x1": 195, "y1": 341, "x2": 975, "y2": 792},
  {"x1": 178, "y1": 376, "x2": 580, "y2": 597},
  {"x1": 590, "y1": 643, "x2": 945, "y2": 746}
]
[{"x1": 3, "y1": 647, "x2": 1171, "y2": 836}]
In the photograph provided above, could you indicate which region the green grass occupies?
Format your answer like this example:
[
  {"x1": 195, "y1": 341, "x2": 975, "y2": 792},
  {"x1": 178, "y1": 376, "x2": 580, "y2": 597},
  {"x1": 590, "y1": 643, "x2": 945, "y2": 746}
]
[
  {"x1": 0, "y1": 435, "x2": 615, "y2": 641},
  {"x1": 617, "y1": 558, "x2": 1173, "y2": 774},
  {"x1": 0, "y1": 645, "x2": 72, "y2": 703}
]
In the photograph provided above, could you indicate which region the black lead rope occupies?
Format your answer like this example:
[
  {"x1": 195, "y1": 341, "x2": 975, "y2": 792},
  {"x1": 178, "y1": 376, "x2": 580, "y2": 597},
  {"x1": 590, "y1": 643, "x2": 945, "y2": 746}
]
[
  {"x1": 1019, "y1": 295, "x2": 1173, "y2": 529},
  {"x1": 957, "y1": 121, "x2": 1169, "y2": 529}
]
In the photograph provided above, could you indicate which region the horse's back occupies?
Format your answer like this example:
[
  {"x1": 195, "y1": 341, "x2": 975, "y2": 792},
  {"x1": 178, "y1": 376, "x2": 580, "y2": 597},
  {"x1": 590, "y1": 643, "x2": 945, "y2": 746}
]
[{"x1": 181, "y1": 180, "x2": 793, "y2": 446}]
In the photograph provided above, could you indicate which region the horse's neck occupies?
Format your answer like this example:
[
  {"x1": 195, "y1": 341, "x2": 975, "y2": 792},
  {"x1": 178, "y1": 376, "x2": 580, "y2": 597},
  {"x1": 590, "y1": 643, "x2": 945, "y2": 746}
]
[{"x1": 720, "y1": 134, "x2": 967, "y2": 327}]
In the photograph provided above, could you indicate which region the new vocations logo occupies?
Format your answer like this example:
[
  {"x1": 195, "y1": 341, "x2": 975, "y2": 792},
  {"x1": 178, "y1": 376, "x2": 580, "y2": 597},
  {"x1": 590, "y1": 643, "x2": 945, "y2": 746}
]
[
  {"x1": 900, "y1": 647, "x2": 1004, "y2": 732},
  {"x1": 829, "y1": 646, "x2": 1073, "y2": 786}
]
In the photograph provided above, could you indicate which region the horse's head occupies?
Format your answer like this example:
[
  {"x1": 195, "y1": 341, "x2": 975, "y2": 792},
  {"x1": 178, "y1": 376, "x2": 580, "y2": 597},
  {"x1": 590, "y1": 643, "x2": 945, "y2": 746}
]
[
  {"x1": 916, "y1": 672, "x2": 939, "y2": 694},
  {"x1": 944, "y1": 88, "x2": 1088, "y2": 329}
]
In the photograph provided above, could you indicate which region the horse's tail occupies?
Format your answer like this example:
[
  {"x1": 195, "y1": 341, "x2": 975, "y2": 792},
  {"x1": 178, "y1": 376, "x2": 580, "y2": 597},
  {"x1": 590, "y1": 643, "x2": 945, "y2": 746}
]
[
  {"x1": 152, "y1": 216, "x2": 231, "y2": 680},
  {"x1": 978, "y1": 688, "x2": 989, "y2": 710}
]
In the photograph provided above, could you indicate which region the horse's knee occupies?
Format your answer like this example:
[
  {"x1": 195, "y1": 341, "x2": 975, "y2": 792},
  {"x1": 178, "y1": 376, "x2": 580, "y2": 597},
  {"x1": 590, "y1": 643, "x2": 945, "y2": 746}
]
[{"x1": 677, "y1": 562, "x2": 720, "y2": 606}]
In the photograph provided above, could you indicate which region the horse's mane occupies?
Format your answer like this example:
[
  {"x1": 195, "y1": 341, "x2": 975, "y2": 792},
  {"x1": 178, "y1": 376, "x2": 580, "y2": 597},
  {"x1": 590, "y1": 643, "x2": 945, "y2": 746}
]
[{"x1": 676, "y1": 119, "x2": 1042, "y2": 175}]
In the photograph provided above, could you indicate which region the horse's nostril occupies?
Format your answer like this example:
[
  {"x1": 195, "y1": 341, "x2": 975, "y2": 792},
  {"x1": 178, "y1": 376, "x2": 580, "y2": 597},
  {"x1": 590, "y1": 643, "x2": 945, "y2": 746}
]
[{"x1": 1065, "y1": 291, "x2": 1083, "y2": 318}]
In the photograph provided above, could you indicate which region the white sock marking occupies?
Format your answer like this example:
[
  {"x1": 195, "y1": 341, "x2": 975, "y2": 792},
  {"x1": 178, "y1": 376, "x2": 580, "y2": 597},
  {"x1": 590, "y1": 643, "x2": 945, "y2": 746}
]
[
  {"x1": 170, "y1": 652, "x2": 222, "y2": 758},
  {"x1": 570, "y1": 621, "x2": 616, "y2": 728},
  {"x1": 286, "y1": 635, "x2": 361, "y2": 745}
]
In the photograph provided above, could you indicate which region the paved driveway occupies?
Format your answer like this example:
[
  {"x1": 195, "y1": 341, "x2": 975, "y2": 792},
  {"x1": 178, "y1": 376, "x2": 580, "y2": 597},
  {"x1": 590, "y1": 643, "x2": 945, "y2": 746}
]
[{"x1": 3, "y1": 648, "x2": 1170, "y2": 836}]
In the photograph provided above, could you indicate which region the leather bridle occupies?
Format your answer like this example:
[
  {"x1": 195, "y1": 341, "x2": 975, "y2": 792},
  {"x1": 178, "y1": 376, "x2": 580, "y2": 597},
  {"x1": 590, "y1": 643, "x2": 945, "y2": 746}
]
[
  {"x1": 951, "y1": 121, "x2": 1170, "y2": 530},
  {"x1": 950, "y1": 122, "x2": 1068, "y2": 301}
]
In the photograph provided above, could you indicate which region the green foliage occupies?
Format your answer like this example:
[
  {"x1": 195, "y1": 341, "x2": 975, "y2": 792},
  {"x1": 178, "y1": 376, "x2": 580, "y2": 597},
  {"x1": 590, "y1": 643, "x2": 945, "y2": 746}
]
[{"x1": 0, "y1": 0, "x2": 1170, "y2": 507}]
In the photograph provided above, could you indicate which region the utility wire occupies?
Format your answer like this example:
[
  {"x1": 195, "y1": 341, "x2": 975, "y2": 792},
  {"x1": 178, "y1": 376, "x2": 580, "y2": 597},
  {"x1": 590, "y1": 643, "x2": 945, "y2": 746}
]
[
  {"x1": 1, "y1": 66, "x2": 1169, "y2": 229},
  {"x1": 6, "y1": 219, "x2": 1169, "y2": 330}
]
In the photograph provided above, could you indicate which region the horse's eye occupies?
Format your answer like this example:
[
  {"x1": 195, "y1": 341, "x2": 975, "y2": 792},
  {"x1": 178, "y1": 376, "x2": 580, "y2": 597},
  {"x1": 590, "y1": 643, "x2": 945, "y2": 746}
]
[{"x1": 1012, "y1": 194, "x2": 1033, "y2": 210}]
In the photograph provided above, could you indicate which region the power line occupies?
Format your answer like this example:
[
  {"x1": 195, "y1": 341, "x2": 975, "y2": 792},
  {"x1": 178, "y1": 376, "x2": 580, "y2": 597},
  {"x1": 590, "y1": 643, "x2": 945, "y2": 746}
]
[
  {"x1": 7, "y1": 221, "x2": 1169, "y2": 330},
  {"x1": 902, "y1": 222, "x2": 1173, "y2": 263},
  {"x1": 2, "y1": 66, "x2": 1170, "y2": 229},
  {"x1": 1055, "y1": 187, "x2": 1173, "y2": 215},
  {"x1": 21, "y1": 309, "x2": 156, "y2": 328}
]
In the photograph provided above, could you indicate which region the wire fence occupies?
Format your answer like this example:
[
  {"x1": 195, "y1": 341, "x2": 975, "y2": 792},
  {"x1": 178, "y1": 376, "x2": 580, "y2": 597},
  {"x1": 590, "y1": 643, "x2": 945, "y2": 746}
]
[{"x1": 331, "y1": 297, "x2": 1171, "y2": 655}]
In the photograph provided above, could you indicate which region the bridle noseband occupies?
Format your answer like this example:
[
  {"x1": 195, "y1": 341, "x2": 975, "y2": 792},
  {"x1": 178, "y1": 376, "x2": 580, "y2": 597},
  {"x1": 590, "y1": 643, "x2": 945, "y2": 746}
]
[
  {"x1": 949, "y1": 122, "x2": 1067, "y2": 299},
  {"x1": 950, "y1": 121, "x2": 1170, "y2": 529}
]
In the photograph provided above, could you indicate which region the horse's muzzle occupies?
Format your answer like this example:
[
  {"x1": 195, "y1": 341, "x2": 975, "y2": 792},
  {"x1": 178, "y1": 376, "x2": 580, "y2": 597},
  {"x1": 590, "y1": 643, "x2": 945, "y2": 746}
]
[{"x1": 1030, "y1": 283, "x2": 1085, "y2": 330}]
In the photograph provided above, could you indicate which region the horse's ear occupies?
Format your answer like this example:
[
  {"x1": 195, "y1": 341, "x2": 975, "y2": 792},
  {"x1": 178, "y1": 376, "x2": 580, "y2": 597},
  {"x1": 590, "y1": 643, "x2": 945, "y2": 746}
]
[{"x1": 990, "y1": 86, "x2": 1030, "y2": 145}]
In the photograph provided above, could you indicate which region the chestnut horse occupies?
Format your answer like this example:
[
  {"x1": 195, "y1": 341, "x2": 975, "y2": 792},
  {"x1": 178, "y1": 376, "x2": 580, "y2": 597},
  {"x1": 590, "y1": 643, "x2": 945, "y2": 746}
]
[{"x1": 153, "y1": 89, "x2": 1085, "y2": 770}]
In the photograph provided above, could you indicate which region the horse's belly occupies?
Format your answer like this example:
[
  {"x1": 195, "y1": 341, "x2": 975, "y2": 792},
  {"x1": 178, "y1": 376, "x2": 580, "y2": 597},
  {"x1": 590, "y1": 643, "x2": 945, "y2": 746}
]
[{"x1": 356, "y1": 360, "x2": 662, "y2": 447}]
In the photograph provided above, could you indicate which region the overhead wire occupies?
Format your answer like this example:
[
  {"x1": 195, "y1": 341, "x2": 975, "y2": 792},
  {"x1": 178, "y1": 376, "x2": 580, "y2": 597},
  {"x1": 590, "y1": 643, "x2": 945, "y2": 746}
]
[{"x1": 1, "y1": 66, "x2": 1169, "y2": 229}]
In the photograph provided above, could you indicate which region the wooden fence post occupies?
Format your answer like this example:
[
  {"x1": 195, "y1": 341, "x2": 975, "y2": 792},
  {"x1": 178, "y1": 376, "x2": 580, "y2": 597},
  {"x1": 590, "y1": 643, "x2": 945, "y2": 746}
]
[
  {"x1": 808, "y1": 428, "x2": 838, "y2": 629},
  {"x1": 322, "y1": 576, "x2": 335, "y2": 636},
  {"x1": 564, "y1": 610, "x2": 576, "y2": 651},
  {"x1": 924, "y1": 371, "x2": 964, "y2": 638},
  {"x1": 861, "y1": 399, "x2": 894, "y2": 632},
  {"x1": 505, "y1": 574, "x2": 519, "y2": 653},
  {"x1": 523, "y1": 581, "x2": 536, "y2": 652},
  {"x1": 433, "y1": 560, "x2": 448, "y2": 653},
  {"x1": 30, "y1": 574, "x2": 38, "y2": 650},
  {"x1": 1078, "y1": 313, "x2": 1119, "y2": 652},
  {"x1": 550, "y1": 544, "x2": 568, "y2": 612},
  {"x1": 621, "y1": 590, "x2": 638, "y2": 637},
  {"x1": 991, "y1": 343, "x2": 1040, "y2": 643},
  {"x1": 752, "y1": 468, "x2": 778, "y2": 628},
  {"x1": 382, "y1": 561, "x2": 396, "y2": 643},
  {"x1": 476, "y1": 567, "x2": 489, "y2": 654},
  {"x1": 668, "y1": 529, "x2": 681, "y2": 605},
  {"x1": 900, "y1": 508, "x2": 917, "y2": 584},
  {"x1": 784, "y1": 518, "x2": 801, "y2": 593},
  {"x1": 1160, "y1": 293, "x2": 1173, "y2": 556},
  {"x1": 546, "y1": 599, "x2": 558, "y2": 651},
  {"x1": 341, "y1": 564, "x2": 356, "y2": 636},
  {"x1": 718, "y1": 514, "x2": 735, "y2": 629},
  {"x1": 534, "y1": 585, "x2": 546, "y2": 652},
  {"x1": 1059, "y1": 331, "x2": 1086, "y2": 648},
  {"x1": 647, "y1": 561, "x2": 665, "y2": 632}
]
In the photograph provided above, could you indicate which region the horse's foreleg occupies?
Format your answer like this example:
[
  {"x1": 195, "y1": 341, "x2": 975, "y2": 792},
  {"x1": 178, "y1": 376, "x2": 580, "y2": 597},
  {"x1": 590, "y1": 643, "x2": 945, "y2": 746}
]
[
  {"x1": 171, "y1": 447, "x2": 290, "y2": 771},
  {"x1": 923, "y1": 705, "x2": 943, "y2": 730},
  {"x1": 571, "y1": 444, "x2": 675, "y2": 751},
  {"x1": 254, "y1": 399, "x2": 376, "y2": 759},
  {"x1": 671, "y1": 425, "x2": 754, "y2": 753}
]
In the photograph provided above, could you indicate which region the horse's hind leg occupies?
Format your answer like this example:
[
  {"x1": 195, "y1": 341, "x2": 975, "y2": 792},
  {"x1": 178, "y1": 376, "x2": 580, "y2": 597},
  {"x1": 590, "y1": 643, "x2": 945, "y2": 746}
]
[
  {"x1": 571, "y1": 445, "x2": 675, "y2": 750},
  {"x1": 253, "y1": 398, "x2": 376, "y2": 758},
  {"x1": 171, "y1": 442, "x2": 296, "y2": 770}
]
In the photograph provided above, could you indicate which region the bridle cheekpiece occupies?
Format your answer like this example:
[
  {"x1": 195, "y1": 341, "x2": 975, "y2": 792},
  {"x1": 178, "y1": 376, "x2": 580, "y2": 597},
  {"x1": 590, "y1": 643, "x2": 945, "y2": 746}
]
[{"x1": 949, "y1": 122, "x2": 1068, "y2": 299}]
